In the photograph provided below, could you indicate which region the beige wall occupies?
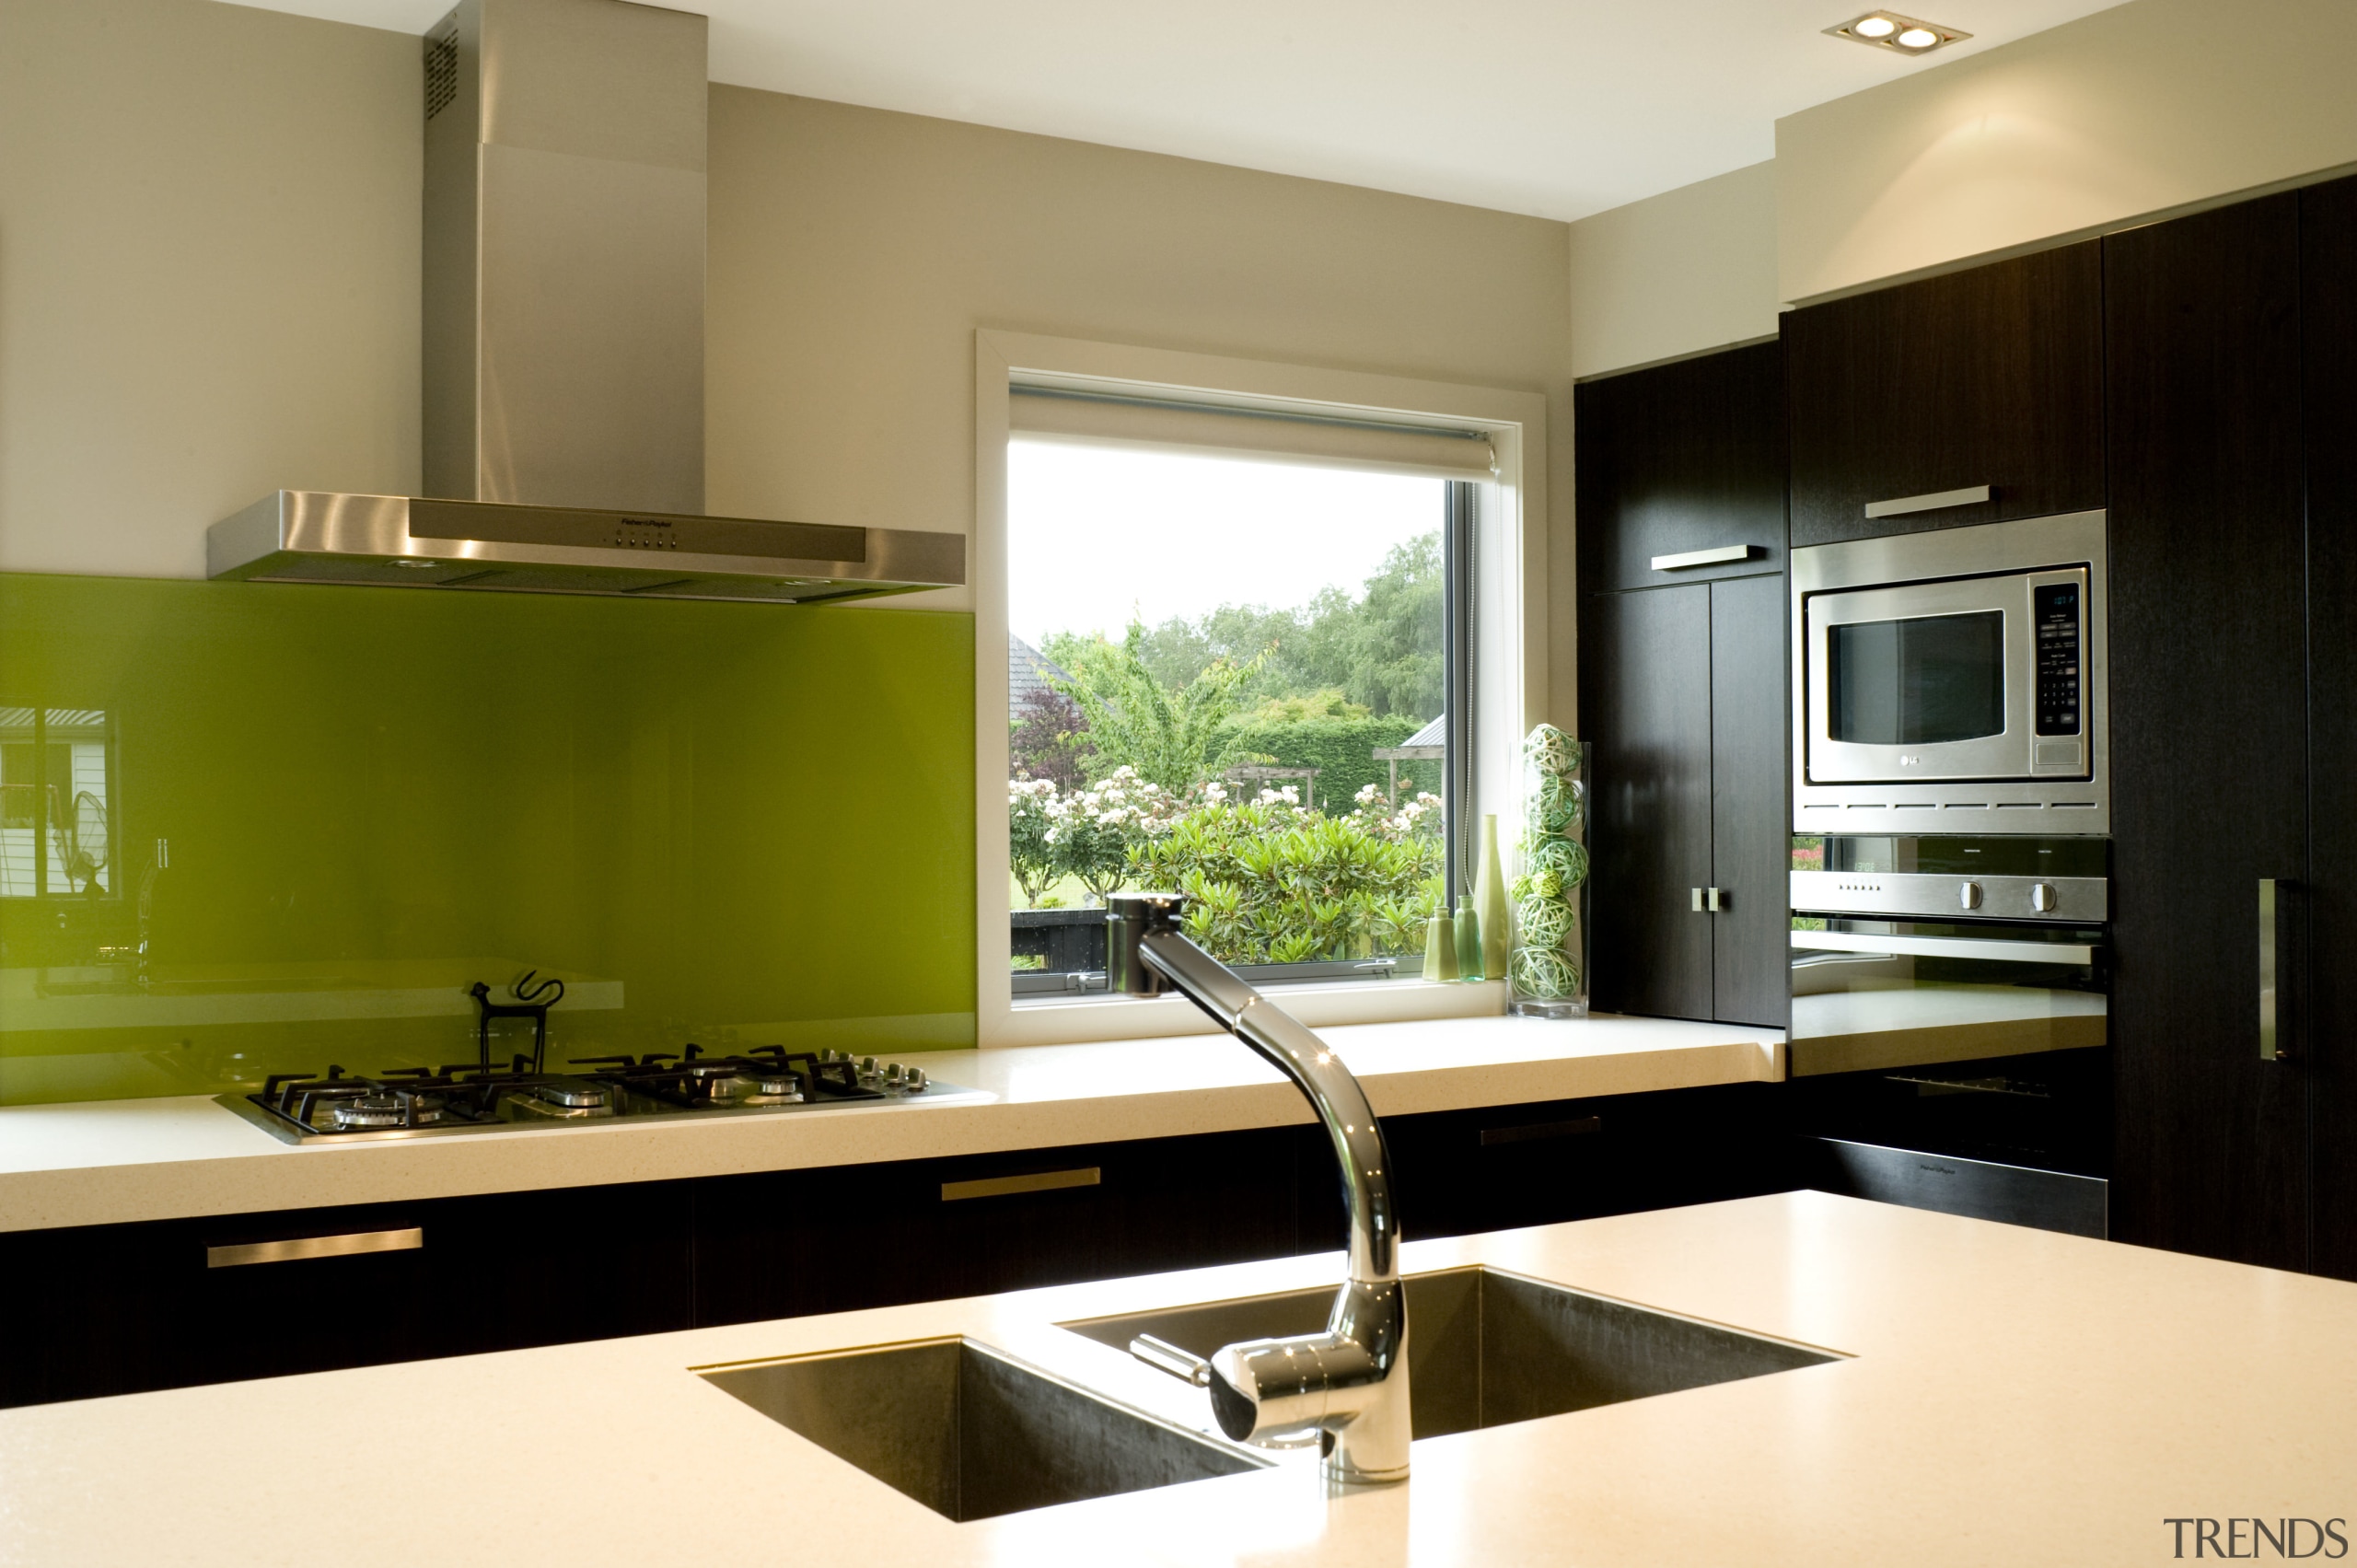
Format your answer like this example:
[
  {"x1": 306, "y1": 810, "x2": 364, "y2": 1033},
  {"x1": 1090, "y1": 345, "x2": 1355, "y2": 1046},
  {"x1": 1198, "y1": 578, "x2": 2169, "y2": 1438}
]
[
  {"x1": 0, "y1": 5, "x2": 1578, "y2": 719},
  {"x1": 1776, "y1": 0, "x2": 2357, "y2": 303},
  {"x1": 0, "y1": 0, "x2": 421, "y2": 578},
  {"x1": 1566, "y1": 160, "x2": 1776, "y2": 380},
  {"x1": 703, "y1": 87, "x2": 1577, "y2": 714}
]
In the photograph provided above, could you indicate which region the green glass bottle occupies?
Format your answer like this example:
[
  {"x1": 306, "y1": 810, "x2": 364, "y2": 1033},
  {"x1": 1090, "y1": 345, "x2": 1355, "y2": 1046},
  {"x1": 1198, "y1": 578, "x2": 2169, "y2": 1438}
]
[
  {"x1": 1454, "y1": 895, "x2": 1483, "y2": 981},
  {"x1": 1424, "y1": 912, "x2": 1459, "y2": 981}
]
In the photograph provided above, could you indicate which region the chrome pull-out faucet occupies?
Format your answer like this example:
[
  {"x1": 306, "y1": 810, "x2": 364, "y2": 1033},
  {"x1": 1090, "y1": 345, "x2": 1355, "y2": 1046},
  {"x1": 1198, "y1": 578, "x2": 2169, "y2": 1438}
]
[{"x1": 1106, "y1": 892, "x2": 1410, "y2": 1486}]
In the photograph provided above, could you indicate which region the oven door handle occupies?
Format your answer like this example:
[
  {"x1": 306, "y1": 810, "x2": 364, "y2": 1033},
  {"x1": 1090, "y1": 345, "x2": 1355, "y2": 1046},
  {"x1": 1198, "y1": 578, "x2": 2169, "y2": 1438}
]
[{"x1": 1791, "y1": 930, "x2": 2096, "y2": 965}]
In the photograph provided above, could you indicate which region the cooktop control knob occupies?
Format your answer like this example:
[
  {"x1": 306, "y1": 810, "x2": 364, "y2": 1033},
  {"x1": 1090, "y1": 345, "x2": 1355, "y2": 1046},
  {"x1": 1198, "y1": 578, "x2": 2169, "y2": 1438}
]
[
  {"x1": 2030, "y1": 881, "x2": 2061, "y2": 912},
  {"x1": 904, "y1": 1068, "x2": 927, "y2": 1093},
  {"x1": 1959, "y1": 881, "x2": 1983, "y2": 911}
]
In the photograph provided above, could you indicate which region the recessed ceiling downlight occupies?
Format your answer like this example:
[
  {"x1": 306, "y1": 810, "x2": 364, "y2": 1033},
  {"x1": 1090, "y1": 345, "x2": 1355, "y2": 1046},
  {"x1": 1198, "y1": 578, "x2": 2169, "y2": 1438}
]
[{"x1": 1826, "y1": 10, "x2": 1970, "y2": 54}]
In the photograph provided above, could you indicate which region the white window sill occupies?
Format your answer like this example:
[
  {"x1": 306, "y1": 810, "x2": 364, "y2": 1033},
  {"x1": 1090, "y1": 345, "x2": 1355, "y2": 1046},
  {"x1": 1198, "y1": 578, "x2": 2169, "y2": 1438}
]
[{"x1": 991, "y1": 977, "x2": 1509, "y2": 1048}]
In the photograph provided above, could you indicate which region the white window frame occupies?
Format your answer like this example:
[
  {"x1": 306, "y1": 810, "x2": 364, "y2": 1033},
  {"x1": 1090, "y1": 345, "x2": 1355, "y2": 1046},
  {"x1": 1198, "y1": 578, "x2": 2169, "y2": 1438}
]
[{"x1": 974, "y1": 329, "x2": 1549, "y2": 1048}]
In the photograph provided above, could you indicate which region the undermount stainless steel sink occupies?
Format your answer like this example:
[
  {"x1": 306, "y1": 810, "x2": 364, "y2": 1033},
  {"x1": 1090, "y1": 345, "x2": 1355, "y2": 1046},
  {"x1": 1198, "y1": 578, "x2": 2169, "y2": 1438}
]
[
  {"x1": 700, "y1": 1337, "x2": 1268, "y2": 1521},
  {"x1": 1061, "y1": 1266, "x2": 1843, "y2": 1440}
]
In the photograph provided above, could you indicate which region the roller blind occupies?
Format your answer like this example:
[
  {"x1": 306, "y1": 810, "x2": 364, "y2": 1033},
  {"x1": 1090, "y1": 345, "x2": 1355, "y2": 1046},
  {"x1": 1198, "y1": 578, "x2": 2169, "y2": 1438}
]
[{"x1": 1008, "y1": 384, "x2": 1496, "y2": 481}]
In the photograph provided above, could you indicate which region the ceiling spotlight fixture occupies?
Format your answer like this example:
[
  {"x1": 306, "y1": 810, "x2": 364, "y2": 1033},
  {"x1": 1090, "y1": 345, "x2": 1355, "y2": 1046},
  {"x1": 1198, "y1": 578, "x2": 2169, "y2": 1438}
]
[{"x1": 1827, "y1": 11, "x2": 1970, "y2": 54}]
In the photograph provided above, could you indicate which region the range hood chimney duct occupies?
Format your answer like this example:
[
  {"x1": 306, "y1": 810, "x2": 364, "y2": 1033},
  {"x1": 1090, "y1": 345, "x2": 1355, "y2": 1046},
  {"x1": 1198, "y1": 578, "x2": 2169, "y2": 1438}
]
[{"x1": 423, "y1": 0, "x2": 708, "y2": 512}]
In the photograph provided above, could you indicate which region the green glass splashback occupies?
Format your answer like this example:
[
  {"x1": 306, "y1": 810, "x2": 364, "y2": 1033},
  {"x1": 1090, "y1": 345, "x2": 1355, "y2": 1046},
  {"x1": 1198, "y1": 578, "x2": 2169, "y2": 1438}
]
[{"x1": 0, "y1": 574, "x2": 977, "y2": 1105}]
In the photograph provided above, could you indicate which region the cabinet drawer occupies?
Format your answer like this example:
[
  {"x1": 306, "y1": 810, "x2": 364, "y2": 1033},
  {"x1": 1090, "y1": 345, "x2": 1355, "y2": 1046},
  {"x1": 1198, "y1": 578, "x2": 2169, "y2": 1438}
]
[
  {"x1": 1786, "y1": 241, "x2": 2105, "y2": 546},
  {"x1": 1575, "y1": 340, "x2": 1786, "y2": 593}
]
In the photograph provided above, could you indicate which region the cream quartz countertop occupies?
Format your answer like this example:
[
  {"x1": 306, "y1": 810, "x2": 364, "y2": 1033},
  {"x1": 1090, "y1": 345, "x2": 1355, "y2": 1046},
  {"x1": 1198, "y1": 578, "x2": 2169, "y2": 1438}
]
[
  {"x1": 5, "y1": 1191, "x2": 2352, "y2": 1567},
  {"x1": 0, "y1": 1013, "x2": 1782, "y2": 1233}
]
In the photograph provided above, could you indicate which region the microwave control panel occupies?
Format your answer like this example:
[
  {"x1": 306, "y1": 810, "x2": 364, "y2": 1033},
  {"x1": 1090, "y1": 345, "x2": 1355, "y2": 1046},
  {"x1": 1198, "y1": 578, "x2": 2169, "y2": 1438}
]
[{"x1": 2033, "y1": 580, "x2": 2083, "y2": 736}]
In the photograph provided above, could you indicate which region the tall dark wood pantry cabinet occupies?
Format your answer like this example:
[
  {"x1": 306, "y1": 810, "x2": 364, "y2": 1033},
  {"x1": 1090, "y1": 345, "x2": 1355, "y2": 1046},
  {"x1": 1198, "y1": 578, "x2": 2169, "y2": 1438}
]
[{"x1": 1576, "y1": 343, "x2": 1788, "y2": 1028}]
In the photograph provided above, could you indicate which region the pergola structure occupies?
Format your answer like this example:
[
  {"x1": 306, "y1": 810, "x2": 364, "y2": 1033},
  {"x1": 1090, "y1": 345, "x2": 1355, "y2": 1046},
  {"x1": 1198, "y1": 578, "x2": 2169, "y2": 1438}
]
[{"x1": 1371, "y1": 713, "x2": 1446, "y2": 802}]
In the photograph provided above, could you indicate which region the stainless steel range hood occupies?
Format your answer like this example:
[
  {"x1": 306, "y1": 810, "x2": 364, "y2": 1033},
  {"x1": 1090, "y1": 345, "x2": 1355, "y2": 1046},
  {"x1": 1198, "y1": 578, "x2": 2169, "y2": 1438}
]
[{"x1": 208, "y1": 0, "x2": 964, "y2": 605}]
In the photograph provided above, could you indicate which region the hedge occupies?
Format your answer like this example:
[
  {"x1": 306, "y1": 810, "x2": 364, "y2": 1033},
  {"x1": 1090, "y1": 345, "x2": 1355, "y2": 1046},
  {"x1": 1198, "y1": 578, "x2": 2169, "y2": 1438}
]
[{"x1": 1216, "y1": 715, "x2": 1440, "y2": 813}]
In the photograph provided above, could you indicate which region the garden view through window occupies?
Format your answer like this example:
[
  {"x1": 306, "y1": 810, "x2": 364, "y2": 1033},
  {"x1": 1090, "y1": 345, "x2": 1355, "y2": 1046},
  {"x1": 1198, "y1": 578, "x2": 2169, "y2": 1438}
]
[{"x1": 1007, "y1": 438, "x2": 1454, "y2": 996}]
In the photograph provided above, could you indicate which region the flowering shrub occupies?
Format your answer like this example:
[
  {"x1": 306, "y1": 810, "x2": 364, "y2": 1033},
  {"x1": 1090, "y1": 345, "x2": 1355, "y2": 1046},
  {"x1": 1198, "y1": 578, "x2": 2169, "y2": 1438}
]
[
  {"x1": 1127, "y1": 785, "x2": 1444, "y2": 966},
  {"x1": 1008, "y1": 777, "x2": 1062, "y2": 905},
  {"x1": 1039, "y1": 767, "x2": 1181, "y2": 902}
]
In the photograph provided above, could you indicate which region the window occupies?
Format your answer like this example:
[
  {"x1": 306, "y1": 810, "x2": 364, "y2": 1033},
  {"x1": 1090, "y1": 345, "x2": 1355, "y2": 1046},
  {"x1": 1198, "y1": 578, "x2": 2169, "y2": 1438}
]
[
  {"x1": 0, "y1": 706, "x2": 116, "y2": 899},
  {"x1": 976, "y1": 331, "x2": 1547, "y2": 1045},
  {"x1": 998, "y1": 383, "x2": 1497, "y2": 1001}
]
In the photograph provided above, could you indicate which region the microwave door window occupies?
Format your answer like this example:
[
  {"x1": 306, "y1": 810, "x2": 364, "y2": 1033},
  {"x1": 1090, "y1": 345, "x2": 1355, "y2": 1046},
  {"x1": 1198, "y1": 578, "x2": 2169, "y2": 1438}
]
[{"x1": 1828, "y1": 611, "x2": 2007, "y2": 746}]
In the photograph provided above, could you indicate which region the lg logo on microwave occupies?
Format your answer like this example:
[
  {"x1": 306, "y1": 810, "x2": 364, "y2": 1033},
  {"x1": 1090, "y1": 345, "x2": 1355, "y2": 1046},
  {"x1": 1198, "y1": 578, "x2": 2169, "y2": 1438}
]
[
  {"x1": 1899, "y1": 754, "x2": 1922, "y2": 766},
  {"x1": 2165, "y1": 1517, "x2": 2350, "y2": 1558}
]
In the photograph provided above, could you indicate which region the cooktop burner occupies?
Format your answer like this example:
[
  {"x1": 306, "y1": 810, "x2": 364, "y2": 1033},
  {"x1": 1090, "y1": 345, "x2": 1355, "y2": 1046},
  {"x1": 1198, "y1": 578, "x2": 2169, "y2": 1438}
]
[{"x1": 220, "y1": 1044, "x2": 983, "y2": 1144}]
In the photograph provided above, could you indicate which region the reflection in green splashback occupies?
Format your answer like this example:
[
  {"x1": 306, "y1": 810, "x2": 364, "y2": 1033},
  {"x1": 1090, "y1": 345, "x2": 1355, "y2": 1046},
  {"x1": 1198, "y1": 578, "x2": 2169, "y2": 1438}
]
[{"x1": 0, "y1": 574, "x2": 976, "y2": 1105}]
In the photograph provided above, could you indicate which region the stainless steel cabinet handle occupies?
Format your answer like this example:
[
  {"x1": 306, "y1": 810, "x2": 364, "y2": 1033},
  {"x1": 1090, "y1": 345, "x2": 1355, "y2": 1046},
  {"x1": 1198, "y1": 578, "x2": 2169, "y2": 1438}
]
[
  {"x1": 1705, "y1": 887, "x2": 1724, "y2": 913},
  {"x1": 1649, "y1": 544, "x2": 1763, "y2": 572},
  {"x1": 940, "y1": 1167, "x2": 1100, "y2": 1202},
  {"x1": 206, "y1": 1227, "x2": 423, "y2": 1269},
  {"x1": 1791, "y1": 930, "x2": 2096, "y2": 965},
  {"x1": 1863, "y1": 484, "x2": 1993, "y2": 519},
  {"x1": 2259, "y1": 878, "x2": 2285, "y2": 1062},
  {"x1": 1691, "y1": 888, "x2": 1705, "y2": 912}
]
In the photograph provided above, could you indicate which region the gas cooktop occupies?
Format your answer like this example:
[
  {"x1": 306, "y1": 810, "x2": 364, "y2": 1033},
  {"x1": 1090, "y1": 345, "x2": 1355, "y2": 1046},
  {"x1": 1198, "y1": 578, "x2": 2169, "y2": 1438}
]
[{"x1": 219, "y1": 1044, "x2": 986, "y2": 1144}]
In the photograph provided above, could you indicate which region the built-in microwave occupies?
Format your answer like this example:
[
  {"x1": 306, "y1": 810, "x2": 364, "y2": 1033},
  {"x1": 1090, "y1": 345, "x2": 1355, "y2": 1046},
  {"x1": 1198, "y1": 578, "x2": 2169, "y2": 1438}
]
[{"x1": 1792, "y1": 510, "x2": 2108, "y2": 836}]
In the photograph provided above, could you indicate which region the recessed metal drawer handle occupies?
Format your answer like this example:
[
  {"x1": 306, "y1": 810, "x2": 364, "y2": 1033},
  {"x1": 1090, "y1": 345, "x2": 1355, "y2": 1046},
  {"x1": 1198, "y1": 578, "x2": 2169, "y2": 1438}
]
[
  {"x1": 1649, "y1": 544, "x2": 1763, "y2": 571},
  {"x1": 207, "y1": 1227, "x2": 423, "y2": 1269},
  {"x1": 1479, "y1": 1115, "x2": 1602, "y2": 1147},
  {"x1": 940, "y1": 1167, "x2": 1100, "y2": 1202},
  {"x1": 2259, "y1": 878, "x2": 2287, "y2": 1062},
  {"x1": 1863, "y1": 484, "x2": 1992, "y2": 519}
]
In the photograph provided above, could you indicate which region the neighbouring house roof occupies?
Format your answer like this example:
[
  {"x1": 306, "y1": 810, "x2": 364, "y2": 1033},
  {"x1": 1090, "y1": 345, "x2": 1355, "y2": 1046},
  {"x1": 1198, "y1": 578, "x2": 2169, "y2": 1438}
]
[
  {"x1": 1009, "y1": 634, "x2": 1073, "y2": 710},
  {"x1": 1374, "y1": 713, "x2": 1446, "y2": 761}
]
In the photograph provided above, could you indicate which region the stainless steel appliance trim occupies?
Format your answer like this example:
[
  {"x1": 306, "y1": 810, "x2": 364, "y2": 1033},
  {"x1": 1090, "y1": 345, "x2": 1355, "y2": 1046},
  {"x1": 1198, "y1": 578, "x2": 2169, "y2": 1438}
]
[
  {"x1": 940, "y1": 1167, "x2": 1101, "y2": 1202},
  {"x1": 1802, "y1": 565, "x2": 2089, "y2": 784},
  {"x1": 2259, "y1": 877, "x2": 2282, "y2": 1062},
  {"x1": 1791, "y1": 929, "x2": 2096, "y2": 966},
  {"x1": 207, "y1": 492, "x2": 965, "y2": 599},
  {"x1": 1791, "y1": 510, "x2": 2109, "y2": 835},
  {"x1": 1649, "y1": 543, "x2": 1763, "y2": 572},
  {"x1": 207, "y1": 1227, "x2": 424, "y2": 1269},
  {"x1": 1863, "y1": 484, "x2": 1993, "y2": 519},
  {"x1": 1791, "y1": 869, "x2": 2107, "y2": 923}
]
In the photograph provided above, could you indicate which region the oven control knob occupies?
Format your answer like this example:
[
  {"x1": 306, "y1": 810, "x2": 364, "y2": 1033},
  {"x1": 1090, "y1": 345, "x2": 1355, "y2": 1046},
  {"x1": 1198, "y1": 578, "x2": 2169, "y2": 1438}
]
[
  {"x1": 1959, "y1": 881, "x2": 1983, "y2": 911},
  {"x1": 2030, "y1": 882, "x2": 2061, "y2": 912},
  {"x1": 904, "y1": 1068, "x2": 928, "y2": 1093}
]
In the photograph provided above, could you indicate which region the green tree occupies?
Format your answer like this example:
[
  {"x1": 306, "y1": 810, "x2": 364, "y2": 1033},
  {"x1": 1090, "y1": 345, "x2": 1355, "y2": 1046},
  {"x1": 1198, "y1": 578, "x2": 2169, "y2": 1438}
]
[
  {"x1": 1043, "y1": 621, "x2": 1268, "y2": 792},
  {"x1": 1109, "y1": 530, "x2": 1445, "y2": 721}
]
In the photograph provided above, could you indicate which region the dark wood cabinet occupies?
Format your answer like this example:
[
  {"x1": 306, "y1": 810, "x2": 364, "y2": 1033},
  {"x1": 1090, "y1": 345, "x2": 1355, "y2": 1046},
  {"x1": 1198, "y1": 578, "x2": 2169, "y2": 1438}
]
[
  {"x1": 1785, "y1": 240, "x2": 2106, "y2": 546},
  {"x1": 1581, "y1": 578, "x2": 1785, "y2": 1026},
  {"x1": 2302, "y1": 173, "x2": 2357, "y2": 1283},
  {"x1": 1582, "y1": 584, "x2": 1714, "y2": 1020},
  {"x1": 0, "y1": 1186, "x2": 698, "y2": 1407},
  {"x1": 691, "y1": 1128, "x2": 1307, "y2": 1330},
  {"x1": 1577, "y1": 342, "x2": 1789, "y2": 1028},
  {"x1": 1707, "y1": 573, "x2": 1791, "y2": 1028},
  {"x1": 2105, "y1": 194, "x2": 2313, "y2": 1271},
  {"x1": 1574, "y1": 341, "x2": 1786, "y2": 591},
  {"x1": 1376, "y1": 1084, "x2": 1787, "y2": 1243}
]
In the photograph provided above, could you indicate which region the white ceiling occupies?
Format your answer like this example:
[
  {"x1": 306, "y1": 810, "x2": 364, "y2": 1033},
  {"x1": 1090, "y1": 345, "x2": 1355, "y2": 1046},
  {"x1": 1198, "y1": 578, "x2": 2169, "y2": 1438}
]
[{"x1": 229, "y1": 0, "x2": 2130, "y2": 221}]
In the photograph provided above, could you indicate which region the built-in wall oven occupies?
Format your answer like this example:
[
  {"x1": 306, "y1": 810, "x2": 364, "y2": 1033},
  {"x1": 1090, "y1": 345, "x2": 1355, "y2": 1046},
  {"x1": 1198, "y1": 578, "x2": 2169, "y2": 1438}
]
[
  {"x1": 1792, "y1": 510, "x2": 2108, "y2": 837},
  {"x1": 1787, "y1": 834, "x2": 2113, "y2": 1237}
]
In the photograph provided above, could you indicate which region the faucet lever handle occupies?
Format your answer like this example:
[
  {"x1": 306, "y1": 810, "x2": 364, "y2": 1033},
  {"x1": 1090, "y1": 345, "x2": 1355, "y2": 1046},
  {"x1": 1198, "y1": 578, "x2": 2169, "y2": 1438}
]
[{"x1": 1128, "y1": 1333, "x2": 1211, "y2": 1387}]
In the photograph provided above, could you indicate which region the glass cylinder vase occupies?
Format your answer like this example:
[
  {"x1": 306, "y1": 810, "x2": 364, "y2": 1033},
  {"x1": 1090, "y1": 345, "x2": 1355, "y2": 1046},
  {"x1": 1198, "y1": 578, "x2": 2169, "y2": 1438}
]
[{"x1": 1508, "y1": 725, "x2": 1589, "y2": 1019}]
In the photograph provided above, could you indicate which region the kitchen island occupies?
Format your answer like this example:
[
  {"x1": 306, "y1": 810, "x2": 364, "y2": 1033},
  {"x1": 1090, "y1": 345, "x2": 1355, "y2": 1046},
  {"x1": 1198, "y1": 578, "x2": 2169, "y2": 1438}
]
[{"x1": 5, "y1": 1190, "x2": 2351, "y2": 1566}]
